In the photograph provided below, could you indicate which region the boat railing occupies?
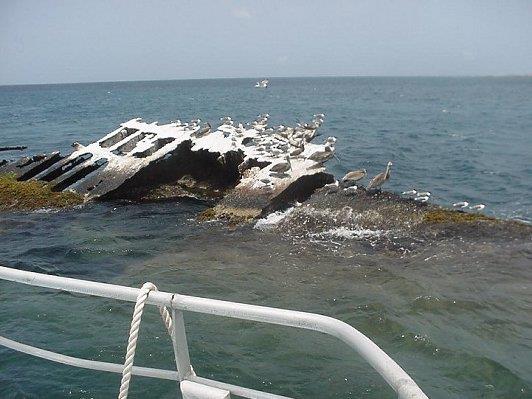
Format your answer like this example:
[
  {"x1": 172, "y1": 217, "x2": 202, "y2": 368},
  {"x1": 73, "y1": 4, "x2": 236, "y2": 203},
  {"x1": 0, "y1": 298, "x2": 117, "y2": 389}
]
[{"x1": 0, "y1": 265, "x2": 429, "y2": 399}]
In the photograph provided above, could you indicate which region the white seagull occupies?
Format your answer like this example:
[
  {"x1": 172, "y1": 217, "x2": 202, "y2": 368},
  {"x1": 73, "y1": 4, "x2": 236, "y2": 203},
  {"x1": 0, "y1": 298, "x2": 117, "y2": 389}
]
[
  {"x1": 414, "y1": 196, "x2": 430, "y2": 203},
  {"x1": 453, "y1": 201, "x2": 469, "y2": 209}
]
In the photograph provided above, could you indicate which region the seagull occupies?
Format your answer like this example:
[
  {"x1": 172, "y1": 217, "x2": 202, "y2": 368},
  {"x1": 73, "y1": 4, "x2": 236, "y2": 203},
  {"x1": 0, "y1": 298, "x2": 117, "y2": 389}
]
[
  {"x1": 452, "y1": 201, "x2": 469, "y2": 209},
  {"x1": 417, "y1": 191, "x2": 431, "y2": 197},
  {"x1": 216, "y1": 154, "x2": 226, "y2": 165},
  {"x1": 343, "y1": 186, "x2": 358, "y2": 196},
  {"x1": 367, "y1": 161, "x2": 393, "y2": 191},
  {"x1": 402, "y1": 189, "x2": 417, "y2": 196},
  {"x1": 469, "y1": 204, "x2": 486, "y2": 211},
  {"x1": 237, "y1": 159, "x2": 251, "y2": 175},
  {"x1": 414, "y1": 196, "x2": 430, "y2": 203},
  {"x1": 270, "y1": 156, "x2": 291, "y2": 174},
  {"x1": 341, "y1": 169, "x2": 367, "y2": 187},
  {"x1": 71, "y1": 142, "x2": 84, "y2": 150},
  {"x1": 193, "y1": 122, "x2": 211, "y2": 138},
  {"x1": 322, "y1": 180, "x2": 339, "y2": 194}
]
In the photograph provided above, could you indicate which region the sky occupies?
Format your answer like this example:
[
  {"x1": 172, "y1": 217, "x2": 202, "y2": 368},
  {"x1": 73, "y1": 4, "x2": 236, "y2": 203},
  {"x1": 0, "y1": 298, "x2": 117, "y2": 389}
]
[{"x1": 1, "y1": 0, "x2": 531, "y2": 85}]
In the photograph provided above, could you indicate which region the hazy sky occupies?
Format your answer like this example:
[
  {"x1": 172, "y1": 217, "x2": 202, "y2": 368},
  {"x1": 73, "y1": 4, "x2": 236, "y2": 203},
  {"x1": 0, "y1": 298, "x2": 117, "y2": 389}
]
[{"x1": 1, "y1": 0, "x2": 531, "y2": 85}]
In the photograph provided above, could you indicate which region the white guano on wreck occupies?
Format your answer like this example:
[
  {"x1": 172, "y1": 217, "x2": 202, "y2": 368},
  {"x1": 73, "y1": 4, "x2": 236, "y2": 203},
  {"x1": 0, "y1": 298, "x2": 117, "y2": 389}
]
[{"x1": 0, "y1": 114, "x2": 335, "y2": 218}]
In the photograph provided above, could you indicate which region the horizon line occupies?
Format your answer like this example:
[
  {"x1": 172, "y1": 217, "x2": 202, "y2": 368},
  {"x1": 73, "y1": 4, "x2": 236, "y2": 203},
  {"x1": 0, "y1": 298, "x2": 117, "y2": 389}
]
[{"x1": 1, "y1": 73, "x2": 531, "y2": 87}]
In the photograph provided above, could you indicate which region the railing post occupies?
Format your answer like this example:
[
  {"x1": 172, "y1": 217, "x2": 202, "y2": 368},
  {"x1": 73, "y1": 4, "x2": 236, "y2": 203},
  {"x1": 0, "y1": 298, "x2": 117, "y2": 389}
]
[
  {"x1": 181, "y1": 381, "x2": 231, "y2": 399},
  {"x1": 171, "y1": 308, "x2": 193, "y2": 381}
]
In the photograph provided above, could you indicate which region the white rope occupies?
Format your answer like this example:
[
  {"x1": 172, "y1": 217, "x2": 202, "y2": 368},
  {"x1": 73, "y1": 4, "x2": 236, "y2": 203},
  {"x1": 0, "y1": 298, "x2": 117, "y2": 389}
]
[{"x1": 118, "y1": 282, "x2": 174, "y2": 399}]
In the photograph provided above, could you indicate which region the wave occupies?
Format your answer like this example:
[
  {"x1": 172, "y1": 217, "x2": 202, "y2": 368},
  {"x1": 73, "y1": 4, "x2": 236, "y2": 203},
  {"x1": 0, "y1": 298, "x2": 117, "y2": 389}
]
[
  {"x1": 309, "y1": 226, "x2": 387, "y2": 240},
  {"x1": 254, "y1": 207, "x2": 295, "y2": 230}
]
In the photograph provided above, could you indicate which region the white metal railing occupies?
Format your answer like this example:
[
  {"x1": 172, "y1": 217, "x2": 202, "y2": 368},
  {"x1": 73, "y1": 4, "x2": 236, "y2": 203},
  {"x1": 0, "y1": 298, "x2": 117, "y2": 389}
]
[{"x1": 0, "y1": 265, "x2": 429, "y2": 399}]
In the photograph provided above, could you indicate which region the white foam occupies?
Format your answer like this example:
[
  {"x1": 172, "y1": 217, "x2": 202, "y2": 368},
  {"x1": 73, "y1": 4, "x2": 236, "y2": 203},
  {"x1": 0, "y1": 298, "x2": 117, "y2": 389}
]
[
  {"x1": 254, "y1": 207, "x2": 295, "y2": 230},
  {"x1": 311, "y1": 226, "x2": 387, "y2": 240}
]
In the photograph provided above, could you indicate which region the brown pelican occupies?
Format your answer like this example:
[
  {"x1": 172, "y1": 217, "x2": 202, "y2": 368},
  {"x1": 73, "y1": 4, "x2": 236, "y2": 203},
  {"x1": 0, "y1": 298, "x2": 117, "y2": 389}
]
[
  {"x1": 289, "y1": 144, "x2": 305, "y2": 157},
  {"x1": 307, "y1": 145, "x2": 334, "y2": 163},
  {"x1": 342, "y1": 169, "x2": 367, "y2": 187},
  {"x1": 270, "y1": 156, "x2": 291, "y2": 174},
  {"x1": 367, "y1": 161, "x2": 392, "y2": 191},
  {"x1": 303, "y1": 129, "x2": 317, "y2": 142}
]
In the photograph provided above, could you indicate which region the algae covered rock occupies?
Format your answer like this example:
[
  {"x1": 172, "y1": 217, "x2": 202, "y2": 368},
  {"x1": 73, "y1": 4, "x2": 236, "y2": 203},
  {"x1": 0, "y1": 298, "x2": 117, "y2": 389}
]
[{"x1": 0, "y1": 173, "x2": 84, "y2": 211}]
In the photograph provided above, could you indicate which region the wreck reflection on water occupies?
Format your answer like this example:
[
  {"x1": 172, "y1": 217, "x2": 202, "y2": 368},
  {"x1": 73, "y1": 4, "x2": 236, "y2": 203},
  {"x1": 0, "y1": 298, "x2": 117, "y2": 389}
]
[{"x1": 0, "y1": 201, "x2": 530, "y2": 398}]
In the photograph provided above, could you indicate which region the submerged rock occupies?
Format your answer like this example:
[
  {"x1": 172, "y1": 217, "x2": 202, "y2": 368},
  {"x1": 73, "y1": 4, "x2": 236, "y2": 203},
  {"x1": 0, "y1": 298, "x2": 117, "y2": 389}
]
[{"x1": 264, "y1": 188, "x2": 531, "y2": 247}]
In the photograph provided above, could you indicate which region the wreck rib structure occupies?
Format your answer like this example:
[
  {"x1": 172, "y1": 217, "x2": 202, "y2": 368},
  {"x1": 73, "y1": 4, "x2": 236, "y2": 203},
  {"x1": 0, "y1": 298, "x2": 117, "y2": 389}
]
[{"x1": 0, "y1": 115, "x2": 334, "y2": 217}]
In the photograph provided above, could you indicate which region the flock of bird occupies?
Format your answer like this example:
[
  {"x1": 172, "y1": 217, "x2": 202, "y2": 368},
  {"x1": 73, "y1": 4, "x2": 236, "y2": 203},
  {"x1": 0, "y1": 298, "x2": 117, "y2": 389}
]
[
  {"x1": 320, "y1": 155, "x2": 486, "y2": 213},
  {"x1": 207, "y1": 113, "x2": 335, "y2": 174},
  {"x1": 324, "y1": 160, "x2": 486, "y2": 212},
  {"x1": 399, "y1": 190, "x2": 486, "y2": 211},
  {"x1": 171, "y1": 113, "x2": 486, "y2": 213}
]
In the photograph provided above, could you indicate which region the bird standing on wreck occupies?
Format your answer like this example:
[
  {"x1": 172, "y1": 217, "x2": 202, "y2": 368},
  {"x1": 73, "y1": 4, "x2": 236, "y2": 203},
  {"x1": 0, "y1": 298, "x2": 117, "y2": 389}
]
[
  {"x1": 270, "y1": 156, "x2": 291, "y2": 174},
  {"x1": 367, "y1": 161, "x2": 393, "y2": 191},
  {"x1": 307, "y1": 145, "x2": 334, "y2": 163},
  {"x1": 71, "y1": 142, "x2": 84, "y2": 151},
  {"x1": 192, "y1": 122, "x2": 211, "y2": 138},
  {"x1": 322, "y1": 180, "x2": 340, "y2": 194},
  {"x1": 289, "y1": 143, "x2": 305, "y2": 157},
  {"x1": 342, "y1": 169, "x2": 366, "y2": 187}
]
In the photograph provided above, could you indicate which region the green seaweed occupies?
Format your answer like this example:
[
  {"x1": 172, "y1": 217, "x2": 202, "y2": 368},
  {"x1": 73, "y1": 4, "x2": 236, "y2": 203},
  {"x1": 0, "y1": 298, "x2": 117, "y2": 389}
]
[
  {"x1": 0, "y1": 173, "x2": 84, "y2": 211},
  {"x1": 423, "y1": 208, "x2": 493, "y2": 224},
  {"x1": 197, "y1": 207, "x2": 217, "y2": 221}
]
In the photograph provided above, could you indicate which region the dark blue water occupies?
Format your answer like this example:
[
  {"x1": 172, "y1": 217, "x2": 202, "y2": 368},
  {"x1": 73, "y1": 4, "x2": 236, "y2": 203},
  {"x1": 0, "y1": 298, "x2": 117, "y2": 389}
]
[{"x1": 0, "y1": 78, "x2": 531, "y2": 399}]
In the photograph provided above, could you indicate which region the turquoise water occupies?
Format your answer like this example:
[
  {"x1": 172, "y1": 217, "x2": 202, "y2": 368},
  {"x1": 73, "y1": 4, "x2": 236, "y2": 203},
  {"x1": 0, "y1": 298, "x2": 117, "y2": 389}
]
[{"x1": 0, "y1": 77, "x2": 531, "y2": 398}]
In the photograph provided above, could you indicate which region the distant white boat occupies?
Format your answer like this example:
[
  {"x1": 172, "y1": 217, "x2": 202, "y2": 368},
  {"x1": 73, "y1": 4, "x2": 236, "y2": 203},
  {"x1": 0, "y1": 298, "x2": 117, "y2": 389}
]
[{"x1": 255, "y1": 79, "x2": 269, "y2": 88}]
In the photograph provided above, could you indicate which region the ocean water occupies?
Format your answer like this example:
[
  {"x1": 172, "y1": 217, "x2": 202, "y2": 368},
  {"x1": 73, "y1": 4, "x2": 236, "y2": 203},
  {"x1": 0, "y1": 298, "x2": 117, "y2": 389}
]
[{"x1": 0, "y1": 77, "x2": 531, "y2": 398}]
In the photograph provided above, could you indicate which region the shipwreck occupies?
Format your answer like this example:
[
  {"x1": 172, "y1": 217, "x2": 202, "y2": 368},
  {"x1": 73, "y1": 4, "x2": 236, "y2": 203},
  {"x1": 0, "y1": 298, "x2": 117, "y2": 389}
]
[
  {"x1": 0, "y1": 114, "x2": 334, "y2": 219},
  {"x1": 1, "y1": 113, "x2": 530, "y2": 245}
]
